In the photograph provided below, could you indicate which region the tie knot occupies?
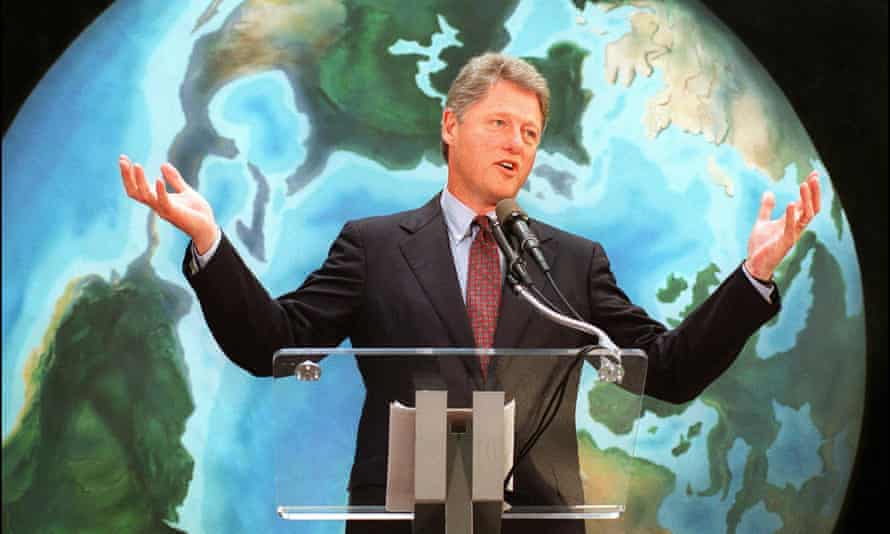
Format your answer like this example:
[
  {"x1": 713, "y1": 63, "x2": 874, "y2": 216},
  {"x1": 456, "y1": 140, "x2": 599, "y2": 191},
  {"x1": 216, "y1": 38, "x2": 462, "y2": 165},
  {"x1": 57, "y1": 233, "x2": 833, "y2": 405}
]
[
  {"x1": 474, "y1": 215, "x2": 492, "y2": 233},
  {"x1": 473, "y1": 216, "x2": 494, "y2": 244}
]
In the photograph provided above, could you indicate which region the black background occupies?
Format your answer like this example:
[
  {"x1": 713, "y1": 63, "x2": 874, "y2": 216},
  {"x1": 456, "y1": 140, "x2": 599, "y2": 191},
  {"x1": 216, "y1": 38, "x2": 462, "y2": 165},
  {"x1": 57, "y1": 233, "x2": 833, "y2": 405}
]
[{"x1": 3, "y1": 2, "x2": 886, "y2": 532}]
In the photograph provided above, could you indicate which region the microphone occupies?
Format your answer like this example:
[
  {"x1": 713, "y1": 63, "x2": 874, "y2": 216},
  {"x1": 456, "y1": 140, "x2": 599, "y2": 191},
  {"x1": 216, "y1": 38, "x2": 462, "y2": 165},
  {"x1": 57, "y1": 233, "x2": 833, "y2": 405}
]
[
  {"x1": 495, "y1": 199, "x2": 550, "y2": 273},
  {"x1": 489, "y1": 218, "x2": 533, "y2": 287}
]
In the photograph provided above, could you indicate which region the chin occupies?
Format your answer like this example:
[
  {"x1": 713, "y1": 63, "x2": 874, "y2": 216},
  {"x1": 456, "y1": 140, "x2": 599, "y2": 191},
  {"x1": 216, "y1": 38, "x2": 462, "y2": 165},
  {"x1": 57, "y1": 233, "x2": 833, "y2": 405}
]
[
  {"x1": 486, "y1": 190, "x2": 517, "y2": 206},
  {"x1": 496, "y1": 183, "x2": 525, "y2": 202}
]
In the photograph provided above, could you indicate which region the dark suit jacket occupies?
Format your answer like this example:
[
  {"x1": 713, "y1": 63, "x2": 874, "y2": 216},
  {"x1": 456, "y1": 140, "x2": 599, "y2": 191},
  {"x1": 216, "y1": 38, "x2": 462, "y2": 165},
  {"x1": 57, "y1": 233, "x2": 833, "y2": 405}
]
[{"x1": 184, "y1": 194, "x2": 780, "y2": 533}]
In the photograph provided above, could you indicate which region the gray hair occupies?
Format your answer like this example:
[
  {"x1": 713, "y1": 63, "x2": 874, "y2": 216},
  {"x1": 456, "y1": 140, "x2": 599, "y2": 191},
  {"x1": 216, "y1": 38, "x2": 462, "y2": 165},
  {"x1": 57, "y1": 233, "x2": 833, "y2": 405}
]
[{"x1": 441, "y1": 52, "x2": 550, "y2": 162}]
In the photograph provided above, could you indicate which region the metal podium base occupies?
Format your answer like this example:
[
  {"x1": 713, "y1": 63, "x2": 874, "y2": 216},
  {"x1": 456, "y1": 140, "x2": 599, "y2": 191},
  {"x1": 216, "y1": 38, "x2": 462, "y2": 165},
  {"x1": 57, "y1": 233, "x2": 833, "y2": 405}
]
[{"x1": 413, "y1": 391, "x2": 504, "y2": 534}]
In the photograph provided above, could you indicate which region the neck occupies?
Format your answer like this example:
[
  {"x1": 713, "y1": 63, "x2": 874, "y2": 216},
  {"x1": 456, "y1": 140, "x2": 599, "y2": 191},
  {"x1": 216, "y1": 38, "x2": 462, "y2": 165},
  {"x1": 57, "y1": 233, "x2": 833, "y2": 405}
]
[{"x1": 445, "y1": 182, "x2": 496, "y2": 215}]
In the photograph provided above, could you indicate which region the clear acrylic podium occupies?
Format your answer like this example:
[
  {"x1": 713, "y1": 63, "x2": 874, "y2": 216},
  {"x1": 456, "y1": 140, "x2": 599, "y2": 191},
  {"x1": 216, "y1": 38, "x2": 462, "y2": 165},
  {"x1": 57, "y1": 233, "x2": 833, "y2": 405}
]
[{"x1": 272, "y1": 347, "x2": 647, "y2": 530}]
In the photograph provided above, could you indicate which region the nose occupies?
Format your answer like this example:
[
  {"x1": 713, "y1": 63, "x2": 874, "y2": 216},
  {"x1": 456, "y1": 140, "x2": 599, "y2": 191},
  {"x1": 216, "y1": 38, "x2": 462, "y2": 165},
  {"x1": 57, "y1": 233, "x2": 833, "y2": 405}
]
[{"x1": 503, "y1": 125, "x2": 523, "y2": 154}]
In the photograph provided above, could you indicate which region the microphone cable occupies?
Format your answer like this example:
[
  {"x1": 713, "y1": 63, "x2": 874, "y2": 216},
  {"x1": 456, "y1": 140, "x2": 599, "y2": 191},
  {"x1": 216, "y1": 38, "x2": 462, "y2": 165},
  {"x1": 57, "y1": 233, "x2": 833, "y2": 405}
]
[
  {"x1": 505, "y1": 344, "x2": 596, "y2": 492},
  {"x1": 545, "y1": 271, "x2": 584, "y2": 322},
  {"x1": 529, "y1": 284, "x2": 563, "y2": 317}
]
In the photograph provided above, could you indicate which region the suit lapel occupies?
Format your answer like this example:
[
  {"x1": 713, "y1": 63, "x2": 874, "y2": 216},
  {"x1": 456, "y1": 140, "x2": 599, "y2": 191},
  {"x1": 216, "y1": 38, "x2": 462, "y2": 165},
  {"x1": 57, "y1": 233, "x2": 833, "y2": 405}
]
[
  {"x1": 399, "y1": 196, "x2": 475, "y2": 349},
  {"x1": 400, "y1": 196, "x2": 483, "y2": 390}
]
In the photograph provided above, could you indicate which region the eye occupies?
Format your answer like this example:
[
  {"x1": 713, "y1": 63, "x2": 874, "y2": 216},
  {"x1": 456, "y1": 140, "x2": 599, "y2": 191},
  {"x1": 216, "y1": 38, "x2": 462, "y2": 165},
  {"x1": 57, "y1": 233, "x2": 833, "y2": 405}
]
[
  {"x1": 524, "y1": 128, "x2": 539, "y2": 142},
  {"x1": 491, "y1": 119, "x2": 506, "y2": 127}
]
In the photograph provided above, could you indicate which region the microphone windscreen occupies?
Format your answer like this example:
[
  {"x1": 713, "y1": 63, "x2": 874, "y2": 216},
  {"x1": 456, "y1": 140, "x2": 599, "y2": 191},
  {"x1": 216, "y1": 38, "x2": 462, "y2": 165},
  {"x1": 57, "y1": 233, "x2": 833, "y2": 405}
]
[{"x1": 496, "y1": 198, "x2": 523, "y2": 225}]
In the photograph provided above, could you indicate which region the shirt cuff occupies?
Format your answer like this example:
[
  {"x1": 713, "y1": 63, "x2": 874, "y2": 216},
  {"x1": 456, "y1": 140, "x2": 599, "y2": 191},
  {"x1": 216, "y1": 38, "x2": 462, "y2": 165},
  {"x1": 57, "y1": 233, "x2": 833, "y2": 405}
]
[
  {"x1": 741, "y1": 262, "x2": 775, "y2": 303},
  {"x1": 192, "y1": 227, "x2": 222, "y2": 270}
]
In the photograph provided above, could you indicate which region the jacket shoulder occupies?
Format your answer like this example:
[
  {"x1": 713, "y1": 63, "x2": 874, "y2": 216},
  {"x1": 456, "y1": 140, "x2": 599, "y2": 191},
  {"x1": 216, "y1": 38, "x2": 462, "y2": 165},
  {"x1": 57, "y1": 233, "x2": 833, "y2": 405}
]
[
  {"x1": 532, "y1": 218, "x2": 605, "y2": 256},
  {"x1": 346, "y1": 195, "x2": 441, "y2": 237}
]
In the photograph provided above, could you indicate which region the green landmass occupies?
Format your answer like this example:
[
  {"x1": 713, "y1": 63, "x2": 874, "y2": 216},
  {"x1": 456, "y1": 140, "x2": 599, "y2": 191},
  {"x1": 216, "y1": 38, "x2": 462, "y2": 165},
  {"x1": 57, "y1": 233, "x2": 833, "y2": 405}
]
[
  {"x1": 526, "y1": 43, "x2": 593, "y2": 164},
  {"x1": 684, "y1": 263, "x2": 721, "y2": 315},
  {"x1": 577, "y1": 431, "x2": 674, "y2": 534},
  {"x1": 830, "y1": 196, "x2": 843, "y2": 239},
  {"x1": 586, "y1": 380, "x2": 644, "y2": 435},
  {"x1": 718, "y1": 234, "x2": 863, "y2": 533},
  {"x1": 427, "y1": 1, "x2": 518, "y2": 93},
  {"x1": 671, "y1": 436, "x2": 691, "y2": 457},
  {"x1": 570, "y1": 1, "x2": 864, "y2": 528},
  {"x1": 656, "y1": 273, "x2": 688, "y2": 303},
  {"x1": 2, "y1": 225, "x2": 195, "y2": 533},
  {"x1": 664, "y1": 263, "x2": 720, "y2": 329},
  {"x1": 166, "y1": 0, "x2": 595, "y2": 264},
  {"x1": 670, "y1": 421, "x2": 702, "y2": 457},
  {"x1": 318, "y1": 2, "x2": 444, "y2": 136},
  {"x1": 670, "y1": 421, "x2": 701, "y2": 457},
  {"x1": 170, "y1": 0, "x2": 593, "y2": 204},
  {"x1": 633, "y1": 230, "x2": 864, "y2": 533}
]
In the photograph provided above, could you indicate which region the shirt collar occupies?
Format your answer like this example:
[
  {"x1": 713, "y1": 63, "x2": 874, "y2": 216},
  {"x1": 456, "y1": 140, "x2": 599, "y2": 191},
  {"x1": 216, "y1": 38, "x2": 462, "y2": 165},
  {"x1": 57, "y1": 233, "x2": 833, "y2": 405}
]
[{"x1": 440, "y1": 188, "x2": 496, "y2": 242}]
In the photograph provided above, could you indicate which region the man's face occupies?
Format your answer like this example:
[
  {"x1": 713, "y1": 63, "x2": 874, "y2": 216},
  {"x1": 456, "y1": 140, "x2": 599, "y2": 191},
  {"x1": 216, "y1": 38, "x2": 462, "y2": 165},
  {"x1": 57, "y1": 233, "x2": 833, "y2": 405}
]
[{"x1": 442, "y1": 80, "x2": 543, "y2": 213}]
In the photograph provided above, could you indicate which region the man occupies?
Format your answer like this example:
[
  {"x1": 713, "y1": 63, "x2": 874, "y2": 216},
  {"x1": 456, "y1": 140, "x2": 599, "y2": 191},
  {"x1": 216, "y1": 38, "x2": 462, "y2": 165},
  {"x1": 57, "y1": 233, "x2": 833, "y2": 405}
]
[{"x1": 120, "y1": 53, "x2": 819, "y2": 533}]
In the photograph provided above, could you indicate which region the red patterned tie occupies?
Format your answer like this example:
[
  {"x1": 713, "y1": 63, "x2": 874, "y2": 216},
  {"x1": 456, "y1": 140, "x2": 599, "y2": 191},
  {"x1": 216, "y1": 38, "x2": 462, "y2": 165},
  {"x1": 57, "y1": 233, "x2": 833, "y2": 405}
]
[{"x1": 466, "y1": 215, "x2": 501, "y2": 380}]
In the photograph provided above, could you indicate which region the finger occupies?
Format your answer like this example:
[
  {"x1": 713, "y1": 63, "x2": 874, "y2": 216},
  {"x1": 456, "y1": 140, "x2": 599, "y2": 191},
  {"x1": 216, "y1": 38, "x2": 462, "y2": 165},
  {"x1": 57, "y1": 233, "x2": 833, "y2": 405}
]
[
  {"x1": 160, "y1": 163, "x2": 189, "y2": 193},
  {"x1": 809, "y1": 173, "x2": 822, "y2": 214},
  {"x1": 119, "y1": 157, "x2": 137, "y2": 197},
  {"x1": 799, "y1": 181, "x2": 814, "y2": 225},
  {"x1": 132, "y1": 162, "x2": 148, "y2": 200},
  {"x1": 757, "y1": 191, "x2": 775, "y2": 222},
  {"x1": 784, "y1": 202, "x2": 796, "y2": 242},
  {"x1": 134, "y1": 164, "x2": 157, "y2": 205},
  {"x1": 155, "y1": 178, "x2": 172, "y2": 217}
]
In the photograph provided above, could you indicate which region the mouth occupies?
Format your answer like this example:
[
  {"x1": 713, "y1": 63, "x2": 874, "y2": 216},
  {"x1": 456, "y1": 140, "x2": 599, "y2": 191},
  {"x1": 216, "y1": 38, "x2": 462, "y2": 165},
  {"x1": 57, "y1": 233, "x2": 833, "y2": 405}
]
[{"x1": 495, "y1": 160, "x2": 519, "y2": 175}]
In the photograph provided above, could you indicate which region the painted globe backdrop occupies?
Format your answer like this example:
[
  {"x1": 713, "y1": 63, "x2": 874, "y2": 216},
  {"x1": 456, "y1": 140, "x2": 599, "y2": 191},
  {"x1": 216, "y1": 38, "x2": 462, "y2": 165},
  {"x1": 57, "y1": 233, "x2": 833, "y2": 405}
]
[{"x1": 2, "y1": 1, "x2": 866, "y2": 533}]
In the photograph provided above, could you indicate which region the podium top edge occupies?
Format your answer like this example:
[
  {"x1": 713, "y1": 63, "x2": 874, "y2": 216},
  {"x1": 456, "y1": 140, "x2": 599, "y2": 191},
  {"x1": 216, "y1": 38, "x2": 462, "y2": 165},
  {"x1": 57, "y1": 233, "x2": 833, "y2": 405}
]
[{"x1": 272, "y1": 347, "x2": 647, "y2": 359}]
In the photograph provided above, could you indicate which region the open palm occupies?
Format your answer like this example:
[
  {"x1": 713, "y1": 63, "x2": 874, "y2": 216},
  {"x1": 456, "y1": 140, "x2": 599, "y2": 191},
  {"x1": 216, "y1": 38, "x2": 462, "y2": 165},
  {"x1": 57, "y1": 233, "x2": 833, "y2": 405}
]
[
  {"x1": 745, "y1": 171, "x2": 820, "y2": 280},
  {"x1": 119, "y1": 155, "x2": 218, "y2": 253}
]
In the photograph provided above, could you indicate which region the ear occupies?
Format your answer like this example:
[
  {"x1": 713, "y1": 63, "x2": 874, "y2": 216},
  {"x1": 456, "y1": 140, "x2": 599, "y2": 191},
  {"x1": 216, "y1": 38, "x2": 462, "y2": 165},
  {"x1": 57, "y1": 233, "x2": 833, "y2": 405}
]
[{"x1": 441, "y1": 108, "x2": 458, "y2": 148}]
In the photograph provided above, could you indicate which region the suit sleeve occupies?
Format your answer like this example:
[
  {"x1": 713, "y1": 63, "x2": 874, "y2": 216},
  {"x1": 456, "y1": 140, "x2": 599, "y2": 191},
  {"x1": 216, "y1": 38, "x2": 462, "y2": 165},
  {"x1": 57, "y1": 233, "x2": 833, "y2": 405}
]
[
  {"x1": 183, "y1": 222, "x2": 366, "y2": 377},
  {"x1": 587, "y1": 243, "x2": 781, "y2": 404}
]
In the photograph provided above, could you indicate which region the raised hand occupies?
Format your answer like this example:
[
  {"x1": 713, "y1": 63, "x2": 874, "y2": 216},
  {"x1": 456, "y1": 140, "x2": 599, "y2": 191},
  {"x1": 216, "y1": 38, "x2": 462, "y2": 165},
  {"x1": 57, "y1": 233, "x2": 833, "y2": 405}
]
[
  {"x1": 119, "y1": 154, "x2": 218, "y2": 254},
  {"x1": 744, "y1": 171, "x2": 821, "y2": 281}
]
